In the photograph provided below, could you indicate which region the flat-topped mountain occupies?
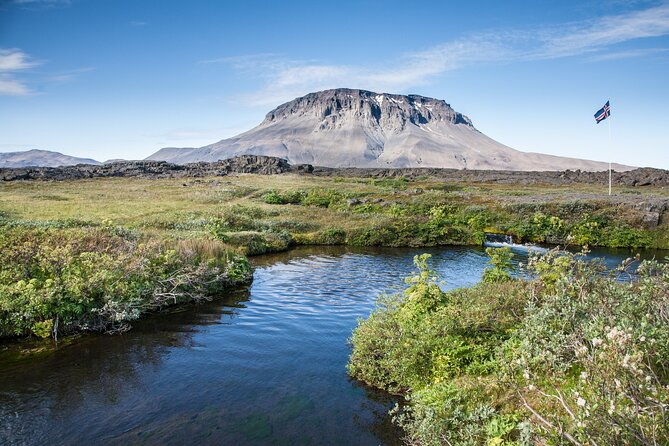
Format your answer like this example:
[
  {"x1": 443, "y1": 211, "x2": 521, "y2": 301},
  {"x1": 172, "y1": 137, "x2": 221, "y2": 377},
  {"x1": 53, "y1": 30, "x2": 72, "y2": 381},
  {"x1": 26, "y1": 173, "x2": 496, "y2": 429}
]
[
  {"x1": 147, "y1": 89, "x2": 631, "y2": 171},
  {"x1": 0, "y1": 149, "x2": 100, "y2": 168}
]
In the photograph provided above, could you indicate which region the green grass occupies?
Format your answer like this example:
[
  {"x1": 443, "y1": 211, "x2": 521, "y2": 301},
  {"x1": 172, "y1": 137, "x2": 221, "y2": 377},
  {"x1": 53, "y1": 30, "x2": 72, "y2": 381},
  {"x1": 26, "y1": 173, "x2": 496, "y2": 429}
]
[{"x1": 1, "y1": 174, "x2": 667, "y2": 251}]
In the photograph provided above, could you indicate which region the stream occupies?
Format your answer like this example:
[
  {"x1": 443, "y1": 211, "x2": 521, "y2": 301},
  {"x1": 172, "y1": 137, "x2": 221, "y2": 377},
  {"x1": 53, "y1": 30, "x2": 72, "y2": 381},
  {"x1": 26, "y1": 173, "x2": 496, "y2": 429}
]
[{"x1": 0, "y1": 245, "x2": 665, "y2": 445}]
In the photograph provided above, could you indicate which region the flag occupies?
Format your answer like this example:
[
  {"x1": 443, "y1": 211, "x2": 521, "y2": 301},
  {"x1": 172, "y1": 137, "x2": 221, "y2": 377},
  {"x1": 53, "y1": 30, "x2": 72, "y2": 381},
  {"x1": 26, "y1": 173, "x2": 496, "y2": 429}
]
[{"x1": 594, "y1": 101, "x2": 611, "y2": 124}]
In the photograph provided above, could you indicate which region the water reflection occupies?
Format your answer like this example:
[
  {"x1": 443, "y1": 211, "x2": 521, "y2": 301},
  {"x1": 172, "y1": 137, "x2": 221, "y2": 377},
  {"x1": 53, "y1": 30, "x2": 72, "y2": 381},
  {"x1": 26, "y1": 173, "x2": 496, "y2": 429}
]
[{"x1": 0, "y1": 289, "x2": 251, "y2": 444}]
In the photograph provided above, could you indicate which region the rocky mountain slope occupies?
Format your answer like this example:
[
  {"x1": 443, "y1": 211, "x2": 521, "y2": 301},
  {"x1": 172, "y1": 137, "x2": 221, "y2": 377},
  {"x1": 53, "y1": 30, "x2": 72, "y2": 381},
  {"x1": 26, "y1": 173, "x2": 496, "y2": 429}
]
[
  {"x1": 147, "y1": 89, "x2": 631, "y2": 171},
  {"x1": 0, "y1": 149, "x2": 100, "y2": 168}
]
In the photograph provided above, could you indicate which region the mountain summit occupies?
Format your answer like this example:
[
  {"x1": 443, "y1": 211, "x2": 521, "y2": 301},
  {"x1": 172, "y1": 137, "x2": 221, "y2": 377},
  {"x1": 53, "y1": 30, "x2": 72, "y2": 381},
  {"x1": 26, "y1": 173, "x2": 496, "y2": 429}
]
[{"x1": 147, "y1": 89, "x2": 630, "y2": 171}]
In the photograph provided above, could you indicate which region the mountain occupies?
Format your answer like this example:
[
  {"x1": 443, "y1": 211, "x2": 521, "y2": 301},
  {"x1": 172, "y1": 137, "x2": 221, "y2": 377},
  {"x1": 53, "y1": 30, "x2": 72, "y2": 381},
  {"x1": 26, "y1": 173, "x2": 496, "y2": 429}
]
[
  {"x1": 147, "y1": 89, "x2": 631, "y2": 171},
  {"x1": 0, "y1": 149, "x2": 101, "y2": 168}
]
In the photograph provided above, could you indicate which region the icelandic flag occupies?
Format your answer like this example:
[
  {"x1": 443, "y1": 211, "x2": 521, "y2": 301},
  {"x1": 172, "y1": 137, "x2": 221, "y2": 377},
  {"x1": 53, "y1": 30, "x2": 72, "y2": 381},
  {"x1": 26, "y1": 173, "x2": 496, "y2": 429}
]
[{"x1": 594, "y1": 101, "x2": 611, "y2": 124}]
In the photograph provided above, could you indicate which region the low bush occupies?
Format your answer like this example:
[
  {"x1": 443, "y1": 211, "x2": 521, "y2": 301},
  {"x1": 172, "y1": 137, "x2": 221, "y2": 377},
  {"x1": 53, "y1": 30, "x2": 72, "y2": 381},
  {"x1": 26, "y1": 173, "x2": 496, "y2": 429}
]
[
  {"x1": 224, "y1": 230, "x2": 292, "y2": 255},
  {"x1": 261, "y1": 189, "x2": 305, "y2": 205},
  {"x1": 348, "y1": 249, "x2": 669, "y2": 446},
  {"x1": 0, "y1": 227, "x2": 251, "y2": 339},
  {"x1": 315, "y1": 227, "x2": 347, "y2": 245},
  {"x1": 301, "y1": 188, "x2": 345, "y2": 208}
]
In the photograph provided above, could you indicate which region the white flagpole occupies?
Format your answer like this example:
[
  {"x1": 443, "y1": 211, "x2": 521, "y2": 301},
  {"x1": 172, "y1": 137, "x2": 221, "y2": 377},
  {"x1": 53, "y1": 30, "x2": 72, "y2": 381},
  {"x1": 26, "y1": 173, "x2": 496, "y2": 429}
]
[
  {"x1": 608, "y1": 107, "x2": 612, "y2": 196},
  {"x1": 609, "y1": 161, "x2": 612, "y2": 196}
]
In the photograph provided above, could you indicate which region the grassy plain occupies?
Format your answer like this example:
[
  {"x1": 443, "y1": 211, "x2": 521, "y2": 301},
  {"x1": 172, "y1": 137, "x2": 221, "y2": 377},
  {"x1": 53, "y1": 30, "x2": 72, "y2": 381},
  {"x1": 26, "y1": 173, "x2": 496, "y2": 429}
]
[
  {"x1": 2, "y1": 174, "x2": 668, "y2": 444},
  {"x1": 1, "y1": 173, "x2": 667, "y2": 339},
  {"x1": 1, "y1": 174, "x2": 667, "y2": 251}
]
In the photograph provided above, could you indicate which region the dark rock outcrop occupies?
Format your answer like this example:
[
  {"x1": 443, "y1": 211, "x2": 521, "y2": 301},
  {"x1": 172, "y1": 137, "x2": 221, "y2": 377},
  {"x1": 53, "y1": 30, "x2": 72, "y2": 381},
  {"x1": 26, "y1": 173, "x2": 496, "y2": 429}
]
[
  {"x1": 0, "y1": 155, "x2": 307, "y2": 181},
  {"x1": 1, "y1": 155, "x2": 666, "y2": 188}
]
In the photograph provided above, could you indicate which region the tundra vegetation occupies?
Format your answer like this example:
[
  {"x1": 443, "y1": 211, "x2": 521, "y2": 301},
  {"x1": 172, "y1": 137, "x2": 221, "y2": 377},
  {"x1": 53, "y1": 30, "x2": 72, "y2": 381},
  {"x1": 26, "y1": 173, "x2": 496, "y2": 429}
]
[
  {"x1": 0, "y1": 226, "x2": 250, "y2": 338},
  {"x1": 348, "y1": 249, "x2": 669, "y2": 446},
  {"x1": 0, "y1": 173, "x2": 667, "y2": 341},
  {"x1": 0, "y1": 173, "x2": 668, "y2": 445}
]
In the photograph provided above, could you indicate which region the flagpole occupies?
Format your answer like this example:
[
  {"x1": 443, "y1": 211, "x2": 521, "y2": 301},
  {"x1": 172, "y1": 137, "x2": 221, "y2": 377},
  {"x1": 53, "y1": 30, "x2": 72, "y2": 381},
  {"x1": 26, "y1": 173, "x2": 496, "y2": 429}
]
[{"x1": 608, "y1": 108, "x2": 612, "y2": 196}]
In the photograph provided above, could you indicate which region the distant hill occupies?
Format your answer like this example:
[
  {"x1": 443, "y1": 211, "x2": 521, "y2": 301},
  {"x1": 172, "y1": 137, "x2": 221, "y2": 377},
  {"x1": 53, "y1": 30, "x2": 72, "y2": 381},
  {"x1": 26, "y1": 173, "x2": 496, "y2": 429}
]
[
  {"x1": 0, "y1": 149, "x2": 101, "y2": 168},
  {"x1": 147, "y1": 88, "x2": 632, "y2": 171}
]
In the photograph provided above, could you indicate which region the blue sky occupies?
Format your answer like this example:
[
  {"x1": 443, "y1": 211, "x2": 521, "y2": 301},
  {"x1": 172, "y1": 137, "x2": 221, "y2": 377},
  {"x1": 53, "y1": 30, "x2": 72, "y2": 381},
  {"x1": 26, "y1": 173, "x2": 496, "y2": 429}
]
[{"x1": 1, "y1": 0, "x2": 668, "y2": 168}]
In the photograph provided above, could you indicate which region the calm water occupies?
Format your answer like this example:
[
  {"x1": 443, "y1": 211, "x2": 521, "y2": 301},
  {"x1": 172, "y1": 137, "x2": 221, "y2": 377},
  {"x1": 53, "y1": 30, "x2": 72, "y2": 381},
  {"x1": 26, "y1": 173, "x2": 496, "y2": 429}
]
[{"x1": 0, "y1": 245, "x2": 665, "y2": 446}]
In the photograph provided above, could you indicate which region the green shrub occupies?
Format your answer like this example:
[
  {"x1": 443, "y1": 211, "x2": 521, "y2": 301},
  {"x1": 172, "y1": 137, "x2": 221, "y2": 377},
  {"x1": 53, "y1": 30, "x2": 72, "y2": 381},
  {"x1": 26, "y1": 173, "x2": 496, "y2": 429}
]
[
  {"x1": 604, "y1": 224, "x2": 652, "y2": 248},
  {"x1": 349, "y1": 248, "x2": 669, "y2": 445},
  {"x1": 261, "y1": 190, "x2": 286, "y2": 204},
  {"x1": 482, "y1": 247, "x2": 515, "y2": 283},
  {"x1": 225, "y1": 230, "x2": 292, "y2": 255},
  {"x1": 261, "y1": 189, "x2": 305, "y2": 205},
  {"x1": 503, "y1": 251, "x2": 669, "y2": 445},
  {"x1": 348, "y1": 226, "x2": 397, "y2": 246},
  {"x1": 315, "y1": 227, "x2": 346, "y2": 245},
  {"x1": 301, "y1": 188, "x2": 343, "y2": 208},
  {"x1": 0, "y1": 227, "x2": 251, "y2": 339}
]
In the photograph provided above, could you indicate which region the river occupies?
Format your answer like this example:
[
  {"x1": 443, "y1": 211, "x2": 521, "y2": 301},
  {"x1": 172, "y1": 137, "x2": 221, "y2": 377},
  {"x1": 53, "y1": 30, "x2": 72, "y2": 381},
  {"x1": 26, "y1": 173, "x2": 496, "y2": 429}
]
[{"x1": 0, "y1": 245, "x2": 665, "y2": 445}]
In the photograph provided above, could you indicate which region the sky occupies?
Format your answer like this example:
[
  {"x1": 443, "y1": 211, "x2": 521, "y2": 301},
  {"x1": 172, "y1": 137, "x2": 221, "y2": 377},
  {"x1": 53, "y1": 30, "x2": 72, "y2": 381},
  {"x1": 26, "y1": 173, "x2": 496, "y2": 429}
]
[{"x1": 1, "y1": 0, "x2": 668, "y2": 168}]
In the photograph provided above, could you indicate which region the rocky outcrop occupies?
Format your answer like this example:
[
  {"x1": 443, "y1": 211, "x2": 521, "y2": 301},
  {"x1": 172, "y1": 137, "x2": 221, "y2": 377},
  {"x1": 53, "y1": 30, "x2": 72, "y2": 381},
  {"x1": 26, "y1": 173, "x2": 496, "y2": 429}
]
[
  {"x1": 633, "y1": 199, "x2": 668, "y2": 228},
  {"x1": 147, "y1": 88, "x2": 633, "y2": 172},
  {"x1": 1, "y1": 155, "x2": 666, "y2": 188},
  {"x1": 311, "y1": 166, "x2": 669, "y2": 186},
  {"x1": 0, "y1": 155, "x2": 310, "y2": 181}
]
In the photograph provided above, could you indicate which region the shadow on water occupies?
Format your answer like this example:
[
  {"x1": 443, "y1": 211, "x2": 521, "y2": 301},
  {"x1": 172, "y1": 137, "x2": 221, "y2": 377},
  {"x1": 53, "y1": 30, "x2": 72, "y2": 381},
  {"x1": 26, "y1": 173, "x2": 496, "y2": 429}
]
[
  {"x1": 1, "y1": 244, "x2": 666, "y2": 446},
  {"x1": 0, "y1": 288, "x2": 252, "y2": 444}
]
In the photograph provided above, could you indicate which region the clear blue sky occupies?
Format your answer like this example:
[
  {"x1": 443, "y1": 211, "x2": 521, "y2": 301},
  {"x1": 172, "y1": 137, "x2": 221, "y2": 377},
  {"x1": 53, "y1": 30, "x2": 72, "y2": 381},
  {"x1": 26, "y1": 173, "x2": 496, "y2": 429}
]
[{"x1": 1, "y1": 0, "x2": 668, "y2": 168}]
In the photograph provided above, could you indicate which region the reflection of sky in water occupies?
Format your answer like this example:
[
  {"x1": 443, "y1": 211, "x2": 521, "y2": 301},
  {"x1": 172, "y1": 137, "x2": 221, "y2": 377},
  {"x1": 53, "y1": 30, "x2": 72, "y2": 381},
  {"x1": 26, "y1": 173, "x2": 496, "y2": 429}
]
[{"x1": 0, "y1": 245, "x2": 666, "y2": 445}]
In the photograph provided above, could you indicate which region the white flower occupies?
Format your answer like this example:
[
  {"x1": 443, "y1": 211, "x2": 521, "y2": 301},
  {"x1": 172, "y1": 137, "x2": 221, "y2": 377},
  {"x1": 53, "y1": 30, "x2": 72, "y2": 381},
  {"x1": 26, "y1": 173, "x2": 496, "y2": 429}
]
[
  {"x1": 639, "y1": 336, "x2": 646, "y2": 342},
  {"x1": 606, "y1": 327, "x2": 620, "y2": 340},
  {"x1": 580, "y1": 371, "x2": 588, "y2": 381},
  {"x1": 577, "y1": 397, "x2": 586, "y2": 407},
  {"x1": 591, "y1": 338, "x2": 603, "y2": 347}
]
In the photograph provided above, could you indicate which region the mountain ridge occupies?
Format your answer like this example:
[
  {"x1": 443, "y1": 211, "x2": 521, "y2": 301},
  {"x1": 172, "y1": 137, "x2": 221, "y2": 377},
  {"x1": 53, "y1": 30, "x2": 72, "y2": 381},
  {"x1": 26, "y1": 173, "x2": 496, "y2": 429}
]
[{"x1": 0, "y1": 149, "x2": 101, "y2": 168}]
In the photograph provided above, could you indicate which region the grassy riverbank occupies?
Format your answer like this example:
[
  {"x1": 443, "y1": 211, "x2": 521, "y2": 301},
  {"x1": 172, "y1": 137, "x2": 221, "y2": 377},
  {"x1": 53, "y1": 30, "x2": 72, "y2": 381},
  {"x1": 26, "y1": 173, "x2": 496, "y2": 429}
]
[
  {"x1": 1, "y1": 173, "x2": 667, "y2": 340},
  {"x1": 0, "y1": 226, "x2": 250, "y2": 339},
  {"x1": 348, "y1": 250, "x2": 669, "y2": 445}
]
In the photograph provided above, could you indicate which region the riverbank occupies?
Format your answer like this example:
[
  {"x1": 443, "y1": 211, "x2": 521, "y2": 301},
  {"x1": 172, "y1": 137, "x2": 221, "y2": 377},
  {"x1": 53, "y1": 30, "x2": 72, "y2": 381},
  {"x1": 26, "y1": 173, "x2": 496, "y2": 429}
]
[
  {"x1": 0, "y1": 226, "x2": 251, "y2": 339},
  {"x1": 348, "y1": 249, "x2": 669, "y2": 445},
  {"x1": 1, "y1": 173, "x2": 667, "y2": 340}
]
